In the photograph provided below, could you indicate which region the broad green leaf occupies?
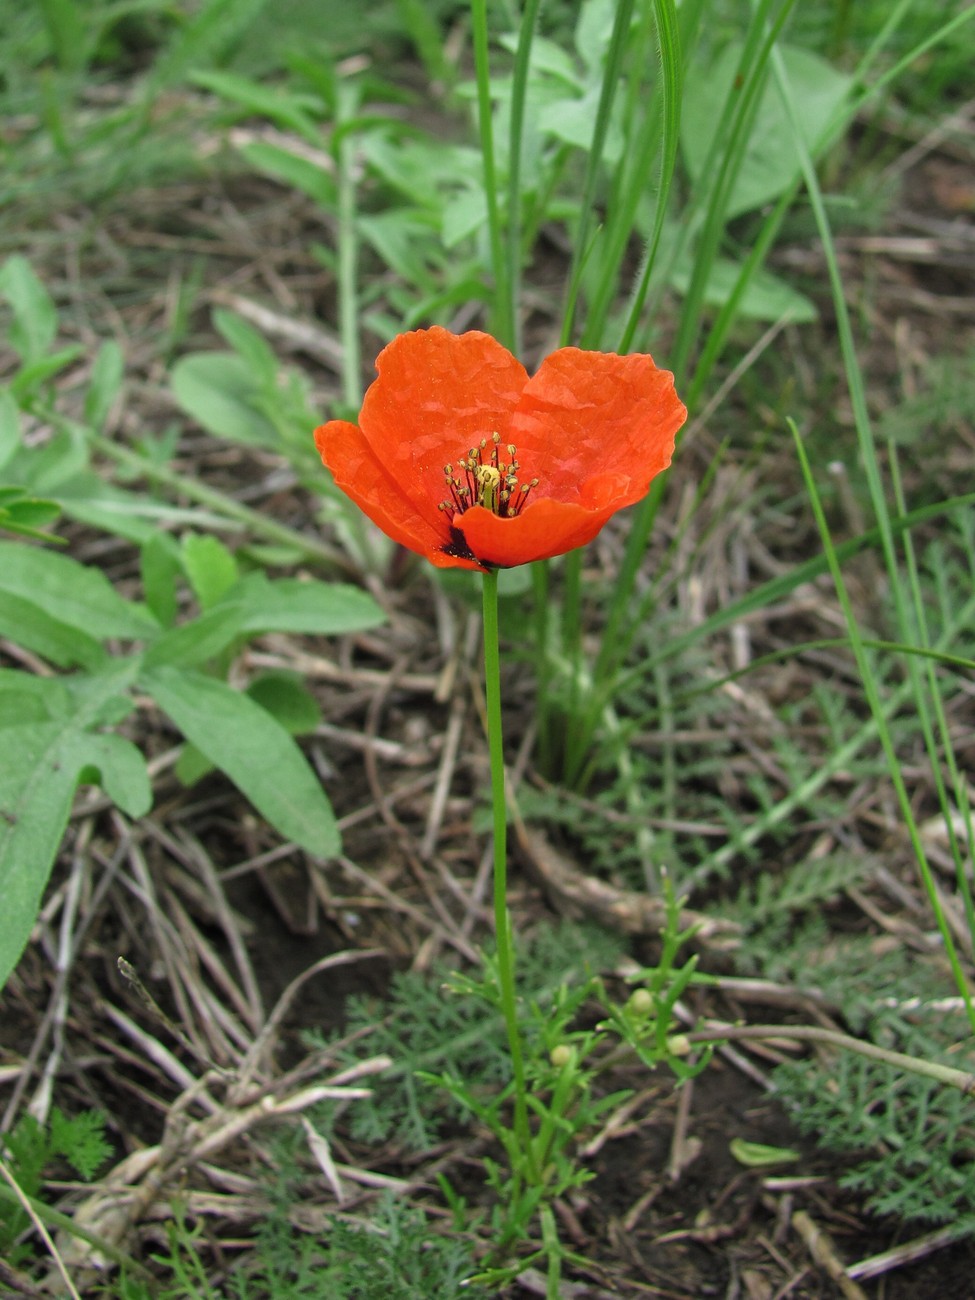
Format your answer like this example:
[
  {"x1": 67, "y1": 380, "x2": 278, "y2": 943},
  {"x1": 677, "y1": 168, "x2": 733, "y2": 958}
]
[
  {"x1": 75, "y1": 732, "x2": 150, "y2": 813},
  {"x1": 498, "y1": 32, "x2": 580, "y2": 86},
  {"x1": 175, "y1": 672, "x2": 321, "y2": 786},
  {"x1": 213, "y1": 310, "x2": 279, "y2": 381},
  {"x1": 0, "y1": 542, "x2": 159, "y2": 640},
  {"x1": 147, "y1": 0, "x2": 272, "y2": 92},
  {"x1": 4, "y1": 427, "x2": 89, "y2": 493},
  {"x1": 538, "y1": 85, "x2": 624, "y2": 161},
  {"x1": 83, "y1": 341, "x2": 125, "y2": 429},
  {"x1": 141, "y1": 665, "x2": 339, "y2": 857},
  {"x1": 174, "y1": 741, "x2": 215, "y2": 787},
  {"x1": 0, "y1": 389, "x2": 21, "y2": 469},
  {"x1": 191, "y1": 69, "x2": 322, "y2": 142},
  {"x1": 442, "y1": 188, "x2": 488, "y2": 249},
  {"x1": 141, "y1": 534, "x2": 181, "y2": 627},
  {"x1": 10, "y1": 347, "x2": 85, "y2": 400},
  {"x1": 671, "y1": 257, "x2": 817, "y2": 323},
  {"x1": 0, "y1": 664, "x2": 149, "y2": 990},
  {"x1": 230, "y1": 572, "x2": 385, "y2": 635},
  {"x1": 0, "y1": 671, "x2": 72, "y2": 727},
  {"x1": 682, "y1": 44, "x2": 852, "y2": 219},
  {"x1": 0, "y1": 590, "x2": 106, "y2": 670},
  {"x1": 575, "y1": 0, "x2": 621, "y2": 80},
  {"x1": 0, "y1": 489, "x2": 62, "y2": 542},
  {"x1": 247, "y1": 671, "x2": 321, "y2": 734},
  {"x1": 0, "y1": 257, "x2": 58, "y2": 364},
  {"x1": 53, "y1": 471, "x2": 231, "y2": 543},
  {"x1": 181, "y1": 534, "x2": 239, "y2": 610},
  {"x1": 170, "y1": 353, "x2": 278, "y2": 447},
  {"x1": 358, "y1": 212, "x2": 440, "y2": 291},
  {"x1": 237, "y1": 141, "x2": 337, "y2": 208},
  {"x1": 142, "y1": 604, "x2": 245, "y2": 669}
]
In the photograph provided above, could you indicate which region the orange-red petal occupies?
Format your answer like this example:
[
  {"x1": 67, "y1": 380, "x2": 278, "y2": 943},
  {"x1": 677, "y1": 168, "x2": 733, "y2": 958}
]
[
  {"x1": 315, "y1": 329, "x2": 687, "y2": 571},
  {"x1": 314, "y1": 420, "x2": 483, "y2": 571},
  {"x1": 456, "y1": 497, "x2": 617, "y2": 567},
  {"x1": 357, "y1": 327, "x2": 529, "y2": 529},
  {"x1": 508, "y1": 347, "x2": 685, "y2": 503}
]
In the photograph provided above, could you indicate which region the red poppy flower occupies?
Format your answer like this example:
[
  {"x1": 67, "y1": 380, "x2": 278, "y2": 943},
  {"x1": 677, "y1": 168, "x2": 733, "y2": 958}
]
[{"x1": 314, "y1": 327, "x2": 686, "y2": 572}]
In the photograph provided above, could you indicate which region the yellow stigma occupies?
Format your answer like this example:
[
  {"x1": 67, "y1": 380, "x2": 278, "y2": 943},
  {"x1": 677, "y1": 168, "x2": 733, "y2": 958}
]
[
  {"x1": 476, "y1": 464, "x2": 501, "y2": 511},
  {"x1": 438, "y1": 433, "x2": 537, "y2": 521}
]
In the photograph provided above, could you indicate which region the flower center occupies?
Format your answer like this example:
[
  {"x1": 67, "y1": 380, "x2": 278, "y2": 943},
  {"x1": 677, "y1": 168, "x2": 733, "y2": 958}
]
[{"x1": 438, "y1": 432, "x2": 539, "y2": 521}]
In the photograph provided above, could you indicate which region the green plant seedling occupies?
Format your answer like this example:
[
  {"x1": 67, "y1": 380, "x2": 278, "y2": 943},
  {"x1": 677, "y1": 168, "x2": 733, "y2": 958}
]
[{"x1": 0, "y1": 1108, "x2": 111, "y2": 1267}]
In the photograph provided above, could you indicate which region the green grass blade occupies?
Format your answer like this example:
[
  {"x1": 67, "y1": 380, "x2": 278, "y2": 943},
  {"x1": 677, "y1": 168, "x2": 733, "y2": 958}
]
[
  {"x1": 791, "y1": 420, "x2": 975, "y2": 1030},
  {"x1": 560, "y1": 0, "x2": 636, "y2": 347},
  {"x1": 470, "y1": 0, "x2": 512, "y2": 346},
  {"x1": 506, "y1": 0, "x2": 543, "y2": 358},
  {"x1": 616, "y1": 0, "x2": 683, "y2": 354}
]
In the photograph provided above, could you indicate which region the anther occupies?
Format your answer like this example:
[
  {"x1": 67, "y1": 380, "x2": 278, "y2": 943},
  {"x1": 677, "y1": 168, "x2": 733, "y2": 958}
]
[{"x1": 437, "y1": 436, "x2": 537, "y2": 521}]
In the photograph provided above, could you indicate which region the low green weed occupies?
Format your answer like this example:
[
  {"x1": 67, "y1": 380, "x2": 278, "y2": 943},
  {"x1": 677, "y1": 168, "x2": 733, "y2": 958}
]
[
  {"x1": 310, "y1": 924, "x2": 623, "y2": 1152},
  {"x1": 115, "y1": 1188, "x2": 487, "y2": 1300},
  {"x1": 0, "y1": 1108, "x2": 112, "y2": 1267},
  {"x1": 0, "y1": 254, "x2": 386, "y2": 990},
  {"x1": 773, "y1": 963, "x2": 975, "y2": 1234},
  {"x1": 305, "y1": 916, "x2": 713, "y2": 1292}
]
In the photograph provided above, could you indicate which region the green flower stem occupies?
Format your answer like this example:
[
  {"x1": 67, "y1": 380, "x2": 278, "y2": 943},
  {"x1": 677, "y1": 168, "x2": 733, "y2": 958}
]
[
  {"x1": 684, "y1": 1024, "x2": 975, "y2": 1095},
  {"x1": 481, "y1": 568, "x2": 537, "y2": 1180}
]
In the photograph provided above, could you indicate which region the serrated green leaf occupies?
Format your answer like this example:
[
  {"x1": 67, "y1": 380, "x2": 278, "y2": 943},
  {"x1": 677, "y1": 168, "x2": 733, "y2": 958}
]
[
  {"x1": 230, "y1": 572, "x2": 385, "y2": 636},
  {"x1": 49, "y1": 1108, "x2": 112, "y2": 1181},
  {"x1": 0, "y1": 542, "x2": 159, "y2": 640},
  {"x1": 0, "y1": 663, "x2": 148, "y2": 990},
  {"x1": 141, "y1": 664, "x2": 339, "y2": 858},
  {"x1": 181, "y1": 533, "x2": 240, "y2": 610},
  {"x1": 170, "y1": 352, "x2": 278, "y2": 447}
]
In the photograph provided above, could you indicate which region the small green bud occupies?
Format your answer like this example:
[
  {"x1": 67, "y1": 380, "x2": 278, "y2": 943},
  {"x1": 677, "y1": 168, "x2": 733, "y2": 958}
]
[
  {"x1": 628, "y1": 988, "x2": 653, "y2": 1014},
  {"x1": 550, "y1": 1044, "x2": 574, "y2": 1069}
]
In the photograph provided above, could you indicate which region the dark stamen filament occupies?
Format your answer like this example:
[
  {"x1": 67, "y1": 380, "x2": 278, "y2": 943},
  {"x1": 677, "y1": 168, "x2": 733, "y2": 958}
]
[{"x1": 438, "y1": 432, "x2": 539, "y2": 521}]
